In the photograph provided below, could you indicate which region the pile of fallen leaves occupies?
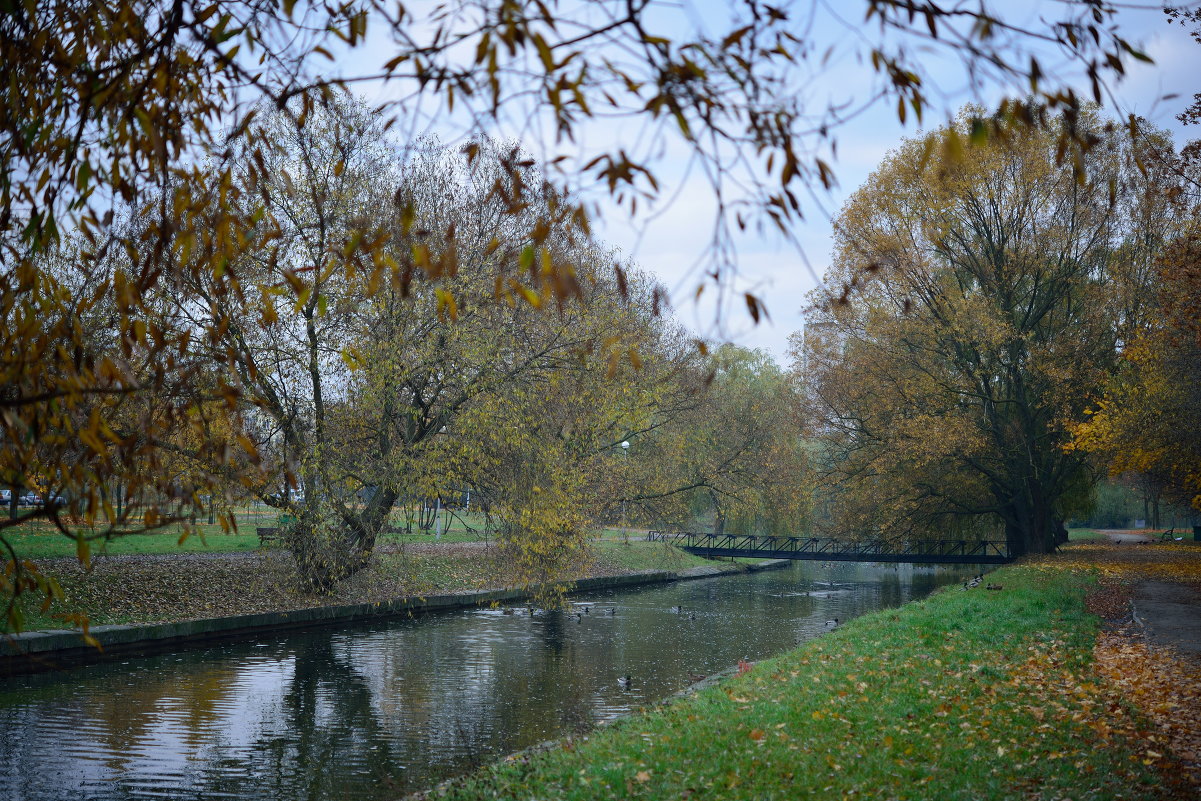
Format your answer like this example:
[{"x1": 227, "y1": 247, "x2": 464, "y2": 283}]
[
  {"x1": 1083, "y1": 576, "x2": 1133, "y2": 623},
  {"x1": 1030, "y1": 542, "x2": 1201, "y2": 586},
  {"x1": 1095, "y1": 629, "x2": 1201, "y2": 792},
  {"x1": 18, "y1": 541, "x2": 666, "y2": 629}
]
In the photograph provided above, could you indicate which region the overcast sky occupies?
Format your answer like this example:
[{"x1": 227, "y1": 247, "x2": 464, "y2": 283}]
[
  {"x1": 353, "y1": 2, "x2": 1201, "y2": 364},
  {"x1": 588, "y1": 2, "x2": 1201, "y2": 363}
]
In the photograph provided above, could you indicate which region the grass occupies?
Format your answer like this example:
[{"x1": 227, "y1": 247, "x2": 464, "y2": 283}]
[
  {"x1": 1067, "y1": 527, "x2": 1110, "y2": 542},
  {"x1": 426, "y1": 560, "x2": 1177, "y2": 801},
  {"x1": 1, "y1": 510, "x2": 500, "y2": 560},
  {"x1": 591, "y1": 539, "x2": 722, "y2": 572}
]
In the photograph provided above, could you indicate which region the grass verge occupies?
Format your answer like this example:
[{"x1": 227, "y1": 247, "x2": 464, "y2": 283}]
[{"x1": 423, "y1": 560, "x2": 1182, "y2": 801}]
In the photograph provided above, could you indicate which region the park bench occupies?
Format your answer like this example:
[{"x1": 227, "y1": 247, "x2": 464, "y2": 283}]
[{"x1": 256, "y1": 527, "x2": 283, "y2": 546}]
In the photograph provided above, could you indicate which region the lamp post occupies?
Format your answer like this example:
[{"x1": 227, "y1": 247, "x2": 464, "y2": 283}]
[
  {"x1": 435, "y1": 425, "x2": 448, "y2": 538},
  {"x1": 620, "y1": 440, "x2": 630, "y2": 537}
]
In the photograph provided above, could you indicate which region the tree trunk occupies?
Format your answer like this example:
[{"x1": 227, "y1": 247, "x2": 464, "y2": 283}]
[
  {"x1": 710, "y1": 489, "x2": 726, "y2": 536},
  {"x1": 289, "y1": 488, "x2": 400, "y2": 593}
]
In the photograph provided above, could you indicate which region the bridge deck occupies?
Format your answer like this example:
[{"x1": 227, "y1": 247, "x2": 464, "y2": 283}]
[{"x1": 646, "y1": 532, "x2": 1013, "y2": 565}]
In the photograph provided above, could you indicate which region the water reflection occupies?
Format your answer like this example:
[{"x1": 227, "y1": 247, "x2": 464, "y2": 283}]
[{"x1": 0, "y1": 561, "x2": 981, "y2": 800}]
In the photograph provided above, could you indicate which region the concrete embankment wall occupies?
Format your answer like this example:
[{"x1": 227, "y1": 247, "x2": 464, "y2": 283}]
[{"x1": 1, "y1": 559, "x2": 790, "y2": 675}]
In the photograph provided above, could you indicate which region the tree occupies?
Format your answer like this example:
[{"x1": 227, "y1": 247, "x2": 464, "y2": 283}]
[
  {"x1": 1070, "y1": 229, "x2": 1201, "y2": 515},
  {"x1": 799, "y1": 107, "x2": 1178, "y2": 556},
  {"x1": 159, "y1": 103, "x2": 675, "y2": 591},
  {"x1": 608, "y1": 344, "x2": 810, "y2": 536}
]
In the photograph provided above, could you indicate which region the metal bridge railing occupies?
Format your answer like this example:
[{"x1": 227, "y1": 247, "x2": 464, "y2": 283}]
[{"x1": 645, "y1": 531, "x2": 1012, "y2": 564}]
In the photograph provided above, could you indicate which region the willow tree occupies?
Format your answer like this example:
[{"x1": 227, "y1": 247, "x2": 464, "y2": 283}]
[
  {"x1": 611, "y1": 344, "x2": 810, "y2": 535},
  {"x1": 153, "y1": 102, "x2": 686, "y2": 591},
  {"x1": 801, "y1": 108, "x2": 1179, "y2": 556}
]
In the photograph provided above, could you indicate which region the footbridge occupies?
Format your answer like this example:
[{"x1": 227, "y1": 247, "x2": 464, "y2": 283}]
[{"x1": 646, "y1": 531, "x2": 1014, "y2": 565}]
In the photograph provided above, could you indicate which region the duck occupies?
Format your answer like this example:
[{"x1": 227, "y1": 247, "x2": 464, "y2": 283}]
[
  {"x1": 502, "y1": 607, "x2": 515, "y2": 615},
  {"x1": 608, "y1": 607, "x2": 617, "y2": 616},
  {"x1": 671, "y1": 605, "x2": 683, "y2": 614},
  {"x1": 824, "y1": 618, "x2": 839, "y2": 627},
  {"x1": 617, "y1": 675, "x2": 632, "y2": 689},
  {"x1": 986, "y1": 583, "x2": 1003, "y2": 591},
  {"x1": 574, "y1": 612, "x2": 584, "y2": 622}
]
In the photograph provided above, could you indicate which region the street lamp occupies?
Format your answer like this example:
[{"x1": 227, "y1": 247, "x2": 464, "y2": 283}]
[{"x1": 620, "y1": 440, "x2": 630, "y2": 535}]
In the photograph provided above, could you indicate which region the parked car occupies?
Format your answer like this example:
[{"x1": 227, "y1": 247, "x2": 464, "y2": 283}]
[
  {"x1": 0, "y1": 489, "x2": 10, "y2": 504},
  {"x1": 17, "y1": 493, "x2": 39, "y2": 507}
]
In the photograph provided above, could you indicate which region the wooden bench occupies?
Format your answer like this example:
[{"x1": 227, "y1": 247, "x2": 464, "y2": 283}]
[{"x1": 256, "y1": 527, "x2": 283, "y2": 546}]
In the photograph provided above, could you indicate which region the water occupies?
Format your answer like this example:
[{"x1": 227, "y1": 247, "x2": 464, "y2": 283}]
[{"x1": 0, "y1": 561, "x2": 979, "y2": 800}]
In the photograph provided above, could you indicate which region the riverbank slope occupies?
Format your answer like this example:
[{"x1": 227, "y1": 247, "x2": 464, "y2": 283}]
[
  {"x1": 5, "y1": 539, "x2": 720, "y2": 634},
  {"x1": 420, "y1": 541, "x2": 1201, "y2": 800}
]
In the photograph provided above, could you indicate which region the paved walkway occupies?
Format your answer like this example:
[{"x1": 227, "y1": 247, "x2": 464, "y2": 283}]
[{"x1": 1132, "y1": 580, "x2": 1201, "y2": 656}]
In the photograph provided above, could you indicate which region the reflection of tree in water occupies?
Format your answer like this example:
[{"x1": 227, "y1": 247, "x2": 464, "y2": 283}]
[{"x1": 200, "y1": 635, "x2": 401, "y2": 800}]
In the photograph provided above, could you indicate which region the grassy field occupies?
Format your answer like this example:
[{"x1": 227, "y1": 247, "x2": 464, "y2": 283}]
[
  {"x1": 0, "y1": 509, "x2": 507, "y2": 560},
  {"x1": 424, "y1": 554, "x2": 1193, "y2": 801}
]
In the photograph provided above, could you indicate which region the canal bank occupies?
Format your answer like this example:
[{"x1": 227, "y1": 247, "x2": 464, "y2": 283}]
[
  {"x1": 0, "y1": 554, "x2": 789, "y2": 675},
  {"x1": 417, "y1": 543, "x2": 1201, "y2": 801}
]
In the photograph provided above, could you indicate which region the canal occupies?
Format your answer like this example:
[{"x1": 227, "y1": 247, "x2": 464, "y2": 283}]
[{"x1": 0, "y1": 560, "x2": 981, "y2": 800}]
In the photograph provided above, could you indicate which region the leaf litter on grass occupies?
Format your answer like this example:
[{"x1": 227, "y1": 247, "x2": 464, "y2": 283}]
[{"x1": 1031, "y1": 541, "x2": 1201, "y2": 797}]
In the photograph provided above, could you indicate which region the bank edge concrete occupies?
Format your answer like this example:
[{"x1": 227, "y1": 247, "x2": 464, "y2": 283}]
[{"x1": 2, "y1": 559, "x2": 789, "y2": 674}]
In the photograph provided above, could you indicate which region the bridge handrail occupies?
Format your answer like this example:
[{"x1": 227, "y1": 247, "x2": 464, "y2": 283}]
[{"x1": 645, "y1": 530, "x2": 1010, "y2": 559}]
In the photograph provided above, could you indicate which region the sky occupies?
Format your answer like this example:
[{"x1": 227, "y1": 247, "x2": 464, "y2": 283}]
[{"x1": 347, "y1": 1, "x2": 1201, "y2": 364}]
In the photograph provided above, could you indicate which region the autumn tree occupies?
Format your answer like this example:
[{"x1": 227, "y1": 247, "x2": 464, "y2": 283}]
[
  {"x1": 1070, "y1": 195, "x2": 1201, "y2": 516},
  {"x1": 602, "y1": 344, "x2": 810, "y2": 536},
  {"x1": 1070, "y1": 8, "x2": 1201, "y2": 517},
  {"x1": 800, "y1": 108, "x2": 1179, "y2": 556}
]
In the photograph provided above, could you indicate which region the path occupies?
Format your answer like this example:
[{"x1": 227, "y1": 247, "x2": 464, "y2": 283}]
[
  {"x1": 1049, "y1": 539, "x2": 1201, "y2": 791},
  {"x1": 1132, "y1": 580, "x2": 1201, "y2": 656}
]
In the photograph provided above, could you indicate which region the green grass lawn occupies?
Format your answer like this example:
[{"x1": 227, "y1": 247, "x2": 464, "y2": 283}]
[
  {"x1": 1, "y1": 509, "x2": 501, "y2": 560},
  {"x1": 429, "y1": 562, "x2": 1173, "y2": 801},
  {"x1": 3, "y1": 516, "x2": 695, "y2": 561},
  {"x1": 1067, "y1": 527, "x2": 1110, "y2": 542}
]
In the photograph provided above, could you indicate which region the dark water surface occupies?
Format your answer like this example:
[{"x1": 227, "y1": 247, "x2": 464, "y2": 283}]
[{"x1": 0, "y1": 561, "x2": 980, "y2": 800}]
